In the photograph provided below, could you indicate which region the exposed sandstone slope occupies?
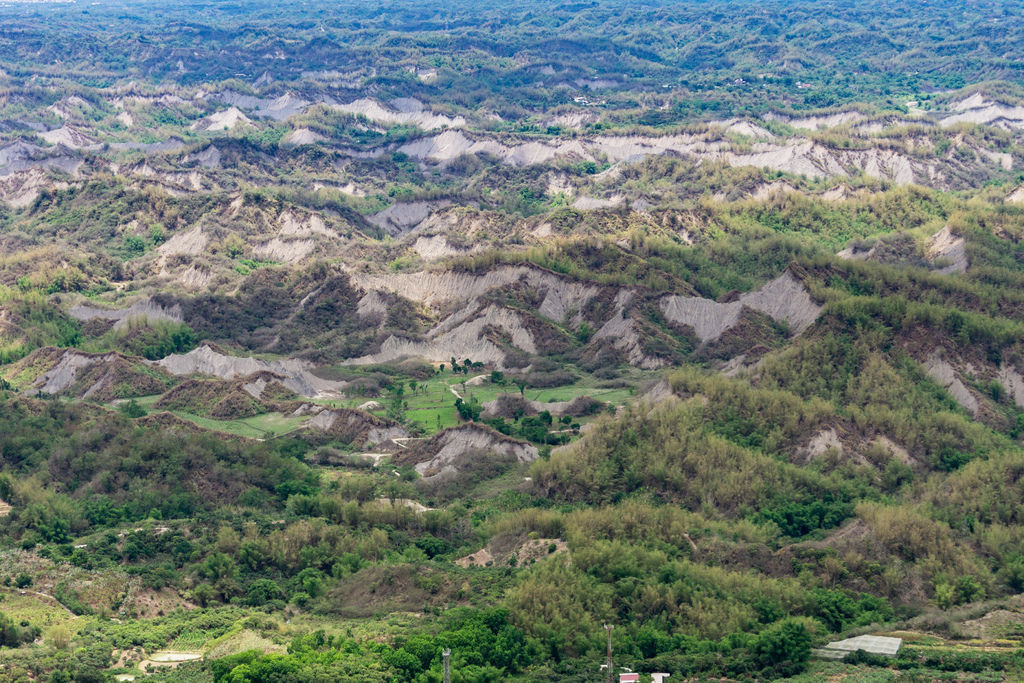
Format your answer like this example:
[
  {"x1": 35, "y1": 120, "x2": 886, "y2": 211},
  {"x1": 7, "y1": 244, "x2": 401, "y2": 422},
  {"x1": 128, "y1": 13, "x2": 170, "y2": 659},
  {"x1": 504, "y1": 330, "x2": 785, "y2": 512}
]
[
  {"x1": 998, "y1": 364, "x2": 1024, "y2": 409},
  {"x1": 410, "y1": 234, "x2": 476, "y2": 260},
  {"x1": 794, "y1": 427, "x2": 861, "y2": 466},
  {"x1": 348, "y1": 303, "x2": 537, "y2": 369},
  {"x1": 281, "y1": 128, "x2": 325, "y2": 146},
  {"x1": 0, "y1": 141, "x2": 82, "y2": 205},
  {"x1": 591, "y1": 290, "x2": 665, "y2": 369},
  {"x1": 660, "y1": 271, "x2": 821, "y2": 343},
  {"x1": 305, "y1": 407, "x2": 409, "y2": 447},
  {"x1": 277, "y1": 210, "x2": 332, "y2": 237},
  {"x1": 158, "y1": 226, "x2": 208, "y2": 257},
  {"x1": 369, "y1": 201, "x2": 450, "y2": 236},
  {"x1": 927, "y1": 225, "x2": 968, "y2": 274},
  {"x1": 184, "y1": 146, "x2": 221, "y2": 168},
  {"x1": 333, "y1": 98, "x2": 465, "y2": 130},
  {"x1": 0, "y1": 167, "x2": 72, "y2": 207},
  {"x1": 709, "y1": 119, "x2": 775, "y2": 139},
  {"x1": 6, "y1": 347, "x2": 173, "y2": 400},
  {"x1": 351, "y1": 262, "x2": 797, "y2": 370},
  {"x1": 214, "y1": 91, "x2": 310, "y2": 120},
  {"x1": 157, "y1": 344, "x2": 343, "y2": 397},
  {"x1": 190, "y1": 107, "x2": 251, "y2": 132},
  {"x1": 940, "y1": 95, "x2": 1024, "y2": 129},
  {"x1": 155, "y1": 372, "x2": 298, "y2": 419},
  {"x1": 750, "y1": 181, "x2": 797, "y2": 201},
  {"x1": 456, "y1": 536, "x2": 568, "y2": 568},
  {"x1": 768, "y1": 110, "x2": 866, "y2": 130},
  {"x1": 38, "y1": 126, "x2": 98, "y2": 150},
  {"x1": 252, "y1": 237, "x2": 315, "y2": 263},
  {"x1": 397, "y1": 130, "x2": 949, "y2": 185},
  {"x1": 0, "y1": 141, "x2": 82, "y2": 175},
  {"x1": 922, "y1": 350, "x2": 980, "y2": 416},
  {"x1": 351, "y1": 264, "x2": 598, "y2": 319},
  {"x1": 394, "y1": 423, "x2": 538, "y2": 479},
  {"x1": 347, "y1": 265, "x2": 607, "y2": 367}
]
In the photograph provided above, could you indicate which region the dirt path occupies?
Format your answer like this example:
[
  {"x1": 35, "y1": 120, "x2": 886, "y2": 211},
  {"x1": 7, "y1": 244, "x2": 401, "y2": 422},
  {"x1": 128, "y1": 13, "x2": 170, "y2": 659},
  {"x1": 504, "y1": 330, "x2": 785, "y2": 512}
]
[{"x1": 448, "y1": 383, "x2": 463, "y2": 400}]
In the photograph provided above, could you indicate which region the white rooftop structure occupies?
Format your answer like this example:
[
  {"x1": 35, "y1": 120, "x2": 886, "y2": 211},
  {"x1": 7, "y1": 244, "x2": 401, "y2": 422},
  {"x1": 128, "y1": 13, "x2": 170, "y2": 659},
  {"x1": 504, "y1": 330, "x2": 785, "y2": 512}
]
[{"x1": 823, "y1": 635, "x2": 902, "y2": 657}]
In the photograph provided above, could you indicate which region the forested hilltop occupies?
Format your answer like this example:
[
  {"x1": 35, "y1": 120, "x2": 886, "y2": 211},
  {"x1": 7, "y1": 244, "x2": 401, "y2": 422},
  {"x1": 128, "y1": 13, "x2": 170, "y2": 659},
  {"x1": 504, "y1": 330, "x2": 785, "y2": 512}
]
[{"x1": 1, "y1": 0, "x2": 1024, "y2": 681}]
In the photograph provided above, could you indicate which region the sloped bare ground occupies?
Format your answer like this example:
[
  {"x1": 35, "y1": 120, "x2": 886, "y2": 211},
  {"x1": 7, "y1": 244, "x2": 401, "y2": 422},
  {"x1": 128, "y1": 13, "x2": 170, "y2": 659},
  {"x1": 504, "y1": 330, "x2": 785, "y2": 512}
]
[
  {"x1": 927, "y1": 225, "x2": 968, "y2": 273},
  {"x1": 347, "y1": 302, "x2": 536, "y2": 369},
  {"x1": 304, "y1": 407, "x2": 409, "y2": 448},
  {"x1": 396, "y1": 125, "x2": 1000, "y2": 188},
  {"x1": 660, "y1": 270, "x2": 822, "y2": 344},
  {"x1": 393, "y1": 423, "x2": 538, "y2": 478},
  {"x1": 4, "y1": 347, "x2": 174, "y2": 400},
  {"x1": 155, "y1": 373, "x2": 297, "y2": 419},
  {"x1": 157, "y1": 344, "x2": 344, "y2": 397}
]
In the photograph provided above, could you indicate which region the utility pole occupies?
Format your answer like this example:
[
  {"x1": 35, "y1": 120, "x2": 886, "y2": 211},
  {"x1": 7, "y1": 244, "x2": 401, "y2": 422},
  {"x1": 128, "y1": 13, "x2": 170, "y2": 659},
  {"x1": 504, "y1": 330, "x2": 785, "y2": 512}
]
[
  {"x1": 604, "y1": 624, "x2": 614, "y2": 683},
  {"x1": 442, "y1": 648, "x2": 451, "y2": 683}
]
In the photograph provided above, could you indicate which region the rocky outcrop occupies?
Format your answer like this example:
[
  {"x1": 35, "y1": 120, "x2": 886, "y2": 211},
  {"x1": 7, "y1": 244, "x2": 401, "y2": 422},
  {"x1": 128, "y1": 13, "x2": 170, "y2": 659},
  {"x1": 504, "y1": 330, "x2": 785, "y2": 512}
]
[
  {"x1": 155, "y1": 372, "x2": 297, "y2": 419},
  {"x1": 923, "y1": 351, "x2": 979, "y2": 416},
  {"x1": 334, "y1": 97, "x2": 465, "y2": 131},
  {"x1": 927, "y1": 225, "x2": 968, "y2": 274},
  {"x1": 395, "y1": 424, "x2": 538, "y2": 479},
  {"x1": 351, "y1": 264, "x2": 598, "y2": 322},
  {"x1": 660, "y1": 271, "x2": 821, "y2": 343},
  {"x1": 0, "y1": 141, "x2": 81, "y2": 206},
  {"x1": 348, "y1": 303, "x2": 536, "y2": 369},
  {"x1": 158, "y1": 226, "x2": 208, "y2": 257},
  {"x1": 998, "y1": 364, "x2": 1024, "y2": 409},
  {"x1": 214, "y1": 91, "x2": 309, "y2": 120},
  {"x1": 306, "y1": 408, "x2": 408, "y2": 446},
  {"x1": 769, "y1": 110, "x2": 866, "y2": 130},
  {"x1": 157, "y1": 344, "x2": 343, "y2": 397},
  {"x1": 282, "y1": 128, "x2": 324, "y2": 146},
  {"x1": 190, "y1": 107, "x2": 251, "y2": 132},
  {"x1": 592, "y1": 292, "x2": 665, "y2": 369},
  {"x1": 5, "y1": 347, "x2": 173, "y2": 400},
  {"x1": 252, "y1": 237, "x2": 315, "y2": 263},
  {"x1": 369, "y1": 201, "x2": 450, "y2": 237},
  {"x1": 940, "y1": 95, "x2": 1024, "y2": 130},
  {"x1": 38, "y1": 126, "x2": 98, "y2": 150},
  {"x1": 397, "y1": 129, "x2": 936, "y2": 185}
]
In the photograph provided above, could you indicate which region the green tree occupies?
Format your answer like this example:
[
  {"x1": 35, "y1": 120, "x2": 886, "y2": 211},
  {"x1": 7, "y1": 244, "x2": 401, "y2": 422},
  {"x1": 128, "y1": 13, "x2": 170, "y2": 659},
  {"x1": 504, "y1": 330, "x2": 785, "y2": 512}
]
[
  {"x1": 245, "y1": 579, "x2": 285, "y2": 606},
  {"x1": 120, "y1": 399, "x2": 147, "y2": 418},
  {"x1": 753, "y1": 618, "x2": 812, "y2": 677}
]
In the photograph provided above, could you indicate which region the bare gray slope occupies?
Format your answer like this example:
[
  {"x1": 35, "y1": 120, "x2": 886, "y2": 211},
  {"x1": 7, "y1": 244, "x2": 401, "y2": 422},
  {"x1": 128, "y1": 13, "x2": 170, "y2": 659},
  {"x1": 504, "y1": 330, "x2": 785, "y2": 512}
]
[
  {"x1": 660, "y1": 271, "x2": 821, "y2": 342},
  {"x1": 157, "y1": 344, "x2": 342, "y2": 397}
]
